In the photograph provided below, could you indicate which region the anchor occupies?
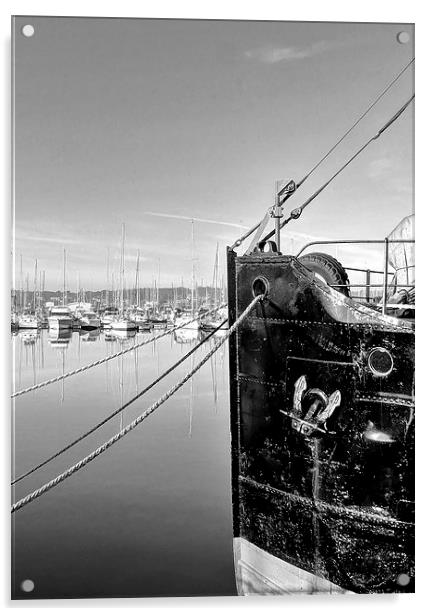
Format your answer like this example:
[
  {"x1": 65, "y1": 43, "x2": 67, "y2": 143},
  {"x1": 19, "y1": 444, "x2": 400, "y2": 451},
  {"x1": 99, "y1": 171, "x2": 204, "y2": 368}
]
[{"x1": 280, "y1": 375, "x2": 341, "y2": 437}]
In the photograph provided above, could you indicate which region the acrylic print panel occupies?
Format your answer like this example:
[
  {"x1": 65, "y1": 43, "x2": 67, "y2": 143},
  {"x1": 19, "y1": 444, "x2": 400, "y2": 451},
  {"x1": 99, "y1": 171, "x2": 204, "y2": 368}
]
[{"x1": 11, "y1": 16, "x2": 414, "y2": 599}]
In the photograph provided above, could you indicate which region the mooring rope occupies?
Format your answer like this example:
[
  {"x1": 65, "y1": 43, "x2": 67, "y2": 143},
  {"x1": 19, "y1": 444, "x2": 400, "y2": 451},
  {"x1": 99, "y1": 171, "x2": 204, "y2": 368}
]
[
  {"x1": 11, "y1": 296, "x2": 261, "y2": 513},
  {"x1": 12, "y1": 319, "x2": 228, "y2": 486},
  {"x1": 11, "y1": 304, "x2": 226, "y2": 398}
]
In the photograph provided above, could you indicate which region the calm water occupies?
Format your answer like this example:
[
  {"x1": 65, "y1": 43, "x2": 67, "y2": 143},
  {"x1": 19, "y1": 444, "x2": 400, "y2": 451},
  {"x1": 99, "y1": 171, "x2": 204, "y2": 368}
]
[{"x1": 11, "y1": 327, "x2": 236, "y2": 598}]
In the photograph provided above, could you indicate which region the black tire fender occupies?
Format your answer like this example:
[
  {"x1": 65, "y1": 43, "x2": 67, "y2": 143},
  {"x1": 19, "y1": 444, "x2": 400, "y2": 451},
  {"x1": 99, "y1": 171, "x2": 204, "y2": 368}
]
[{"x1": 299, "y1": 252, "x2": 350, "y2": 297}]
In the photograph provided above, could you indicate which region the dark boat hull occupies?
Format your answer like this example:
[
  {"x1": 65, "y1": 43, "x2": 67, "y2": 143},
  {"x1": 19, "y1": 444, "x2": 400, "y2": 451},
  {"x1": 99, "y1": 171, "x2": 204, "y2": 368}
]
[{"x1": 227, "y1": 248, "x2": 414, "y2": 594}]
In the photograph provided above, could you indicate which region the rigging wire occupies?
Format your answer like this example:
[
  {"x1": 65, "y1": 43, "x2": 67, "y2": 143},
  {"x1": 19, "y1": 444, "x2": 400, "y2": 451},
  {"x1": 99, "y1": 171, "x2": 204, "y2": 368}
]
[
  {"x1": 11, "y1": 319, "x2": 228, "y2": 486},
  {"x1": 231, "y1": 57, "x2": 415, "y2": 249},
  {"x1": 296, "y1": 57, "x2": 414, "y2": 188},
  {"x1": 260, "y1": 94, "x2": 415, "y2": 244}
]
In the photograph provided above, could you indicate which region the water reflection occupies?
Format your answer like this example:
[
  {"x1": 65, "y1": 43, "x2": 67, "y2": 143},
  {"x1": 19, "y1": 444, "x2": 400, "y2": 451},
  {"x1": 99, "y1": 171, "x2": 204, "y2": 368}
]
[
  {"x1": 12, "y1": 326, "x2": 234, "y2": 598},
  {"x1": 174, "y1": 329, "x2": 200, "y2": 344},
  {"x1": 113, "y1": 329, "x2": 137, "y2": 341},
  {"x1": 12, "y1": 327, "x2": 228, "y2": 394},
  {"x1": 47, "y1": 330, "x2": 72, "y2": 402},
  {"x1": 48, "y1": 329, "x2": 72, "y2": 347},
  {"x1": 18, "y1": 330, "x2": 40, "y2": 345},
  {"x1": 210, "y1": 351, "x2": 218, "y2": 415},
  {"x1": 79, "y1": 329, "x2": 101, "y2": 343},
  {"x1": 189, "y1": 355, "x2": 194, "y2": 438}
]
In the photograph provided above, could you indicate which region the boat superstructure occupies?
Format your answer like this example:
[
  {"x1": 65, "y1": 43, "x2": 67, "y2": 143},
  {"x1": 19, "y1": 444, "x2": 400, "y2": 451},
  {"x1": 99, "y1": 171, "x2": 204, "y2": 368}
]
[
  {"x1": 173, "y1": 311, "x2": 199, "y2": 331},
  {"x1": 101, "y1": 306, "x2": 120, "y2": 328},
  {"x1": 110, "y1": 318, "x2": 137, "y2": 331},
  {"x1": 130, "y1": 307, "x2": 152, "y2": 330},
  {"x1": 79, "y1": 311, "x2": 101, "y2": 330},
  {"x1": 48, "y1": 306, "x2": 73, "y2": 330},
  {"x1": 200, "y1": 306, "x2": 228, "y2": 332},
  {"x1": 17, "y1": 312, "x2": 40, "y2": 329}
]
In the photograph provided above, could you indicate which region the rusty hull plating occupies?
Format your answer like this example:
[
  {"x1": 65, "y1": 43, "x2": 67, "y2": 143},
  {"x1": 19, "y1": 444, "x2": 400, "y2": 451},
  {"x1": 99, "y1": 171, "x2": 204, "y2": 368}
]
[{"x1": 227, "y1": 247, "x2": 414, "y2": 594}]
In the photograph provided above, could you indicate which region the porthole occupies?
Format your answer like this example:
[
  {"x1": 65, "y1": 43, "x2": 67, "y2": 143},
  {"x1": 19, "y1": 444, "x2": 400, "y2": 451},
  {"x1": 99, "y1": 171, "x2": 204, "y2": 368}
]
[{"x1": 367, "y1": 347, "x2": 394, "y2": 377}]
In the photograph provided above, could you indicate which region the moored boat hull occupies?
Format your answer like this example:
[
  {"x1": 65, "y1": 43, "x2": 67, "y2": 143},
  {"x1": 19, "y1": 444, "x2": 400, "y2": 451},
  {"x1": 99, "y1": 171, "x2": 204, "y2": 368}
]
[
  {"x1": 234, "y1": 537, "x2": 348, "y2": 595},
  {"x1": 110, "y1": 320, "x2": 137, "y2": 331},
  {"x1": 48, "y1": 317, "x2": 73, "y2": 330},
  {"x1": 137, "y1": 322, "x2": 152, "y2": 331},
  {"x1": 174, "y1": 316, "x2": 199, "y2": 331},
  {"x1": 227, "y1": 247, "x2": 414, "y2": 594},
  {"x1": 18, "y1": 317, "x2": 39, "y2": 329},
  {"x1": 200, "y1": 320, "x2": 228, "y2": 332}
]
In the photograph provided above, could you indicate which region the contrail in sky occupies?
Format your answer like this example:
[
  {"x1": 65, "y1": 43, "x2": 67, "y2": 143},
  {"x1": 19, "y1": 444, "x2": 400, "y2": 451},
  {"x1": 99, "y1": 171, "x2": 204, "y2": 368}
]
[{"x1": 143, "y1": 211, "x2": 249, "y2": 229}]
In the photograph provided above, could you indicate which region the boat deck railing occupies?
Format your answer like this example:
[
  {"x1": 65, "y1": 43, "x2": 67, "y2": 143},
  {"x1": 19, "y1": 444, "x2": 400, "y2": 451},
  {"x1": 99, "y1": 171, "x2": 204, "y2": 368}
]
[{"x1": 296, "y1": 239, "x2": 415, "y2": 315}]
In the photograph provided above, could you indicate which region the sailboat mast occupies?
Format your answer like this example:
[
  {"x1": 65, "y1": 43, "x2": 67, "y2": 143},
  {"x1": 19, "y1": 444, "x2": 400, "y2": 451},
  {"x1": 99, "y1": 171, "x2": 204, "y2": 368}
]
[
  {"x1": 120, "y1": 223, "x2": 125, "y2": 315},
  {"x1": 191, "y1": 219, "x2": 195, "y2": 314},
  {"x1": 135, "y1": 250, "x2": 140, "y2": 306},
  {"x1": 20, "y1": 254, "x2": 23, "y2": 311},
  {"x1": 156, "y1": 258, "x2": 160, "y2": 309},
  {"x1": 42, "y1": 270, "x2": 45, "y2": 309},
  {"x1": 106, "y1": 247, "x2": 110, "y2": 306},
  {"x1": 216, "y1": 244, "x2": 219, "y2": 306},
  {"x1": 39, "y1": 270, "x2": 43, "y2": 311},
  {"x1": 33, "y1": 259, "x2": 38, "y2": 312},
  {"x1": 24, "y1": 273, "x2": 29, "y2": 309},
  {"x1": 62, "y1": 248, "x2": 67, "y2": 305}
]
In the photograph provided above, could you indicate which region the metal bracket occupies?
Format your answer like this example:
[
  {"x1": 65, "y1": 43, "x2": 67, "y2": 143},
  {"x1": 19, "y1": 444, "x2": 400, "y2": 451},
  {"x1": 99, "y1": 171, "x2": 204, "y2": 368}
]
[{"x1": 277, "y1": 179, "x2": 296, "y2": 205}]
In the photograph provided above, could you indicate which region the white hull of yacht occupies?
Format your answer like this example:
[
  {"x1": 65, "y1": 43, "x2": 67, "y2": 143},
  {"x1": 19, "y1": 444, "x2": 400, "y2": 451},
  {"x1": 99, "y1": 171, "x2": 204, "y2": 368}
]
[
  {"x1": 110, "y1": 319, "x2": 137, "y2": 331},
  {"x1": 48, "y1": 316, "x2": 73, "y2": 330},
  {"x1": 18, "y1": 316, "x2": 39, "y2": 329}
]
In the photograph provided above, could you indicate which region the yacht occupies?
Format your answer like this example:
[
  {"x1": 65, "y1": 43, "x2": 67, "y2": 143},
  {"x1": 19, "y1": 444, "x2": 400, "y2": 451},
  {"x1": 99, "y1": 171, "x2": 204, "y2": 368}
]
[
  {"x1": 18, "y1": 312, "x2": 40, "y2": 329},
  {"x1": 101, "y1": 306, "x2": 119, "y2": 328},
  {"x1": 48, "y1": 306, "x2": 73, "y2": 330},
  {"x1": 130, "y1": 307, "x2": 152, "y2": 330},
  {"x1": 174, "y1": 312, "x2": 199, "y2": 331},
  {"x1": 200, "y1": 307, "x2": 228, "y2": 332},
  {"x1": 79, "y1": 311, "x2": 101, "y2": 330},
  {"x1": 110, "y1": 318, "x2": 137, "y2": 331},
  {"x1": 150, "y1": 313, "x2": 168, "y2": 329}
]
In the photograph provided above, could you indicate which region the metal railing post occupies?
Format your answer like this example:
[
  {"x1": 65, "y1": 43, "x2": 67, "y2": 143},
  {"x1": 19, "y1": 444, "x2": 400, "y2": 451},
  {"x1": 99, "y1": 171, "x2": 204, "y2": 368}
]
[
  {"x1": 366, "y1": 269, "x2": 371, "y2": 303},
  {"x1": 382, "y1": 238, "x2": 389, "y2": 315}
]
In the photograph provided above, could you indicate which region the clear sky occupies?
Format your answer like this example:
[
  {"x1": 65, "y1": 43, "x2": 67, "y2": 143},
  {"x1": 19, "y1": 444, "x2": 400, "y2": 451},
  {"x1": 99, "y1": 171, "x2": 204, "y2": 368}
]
[{"x1": 12, "y1": 17, "x2": 414, "y2": 291}]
